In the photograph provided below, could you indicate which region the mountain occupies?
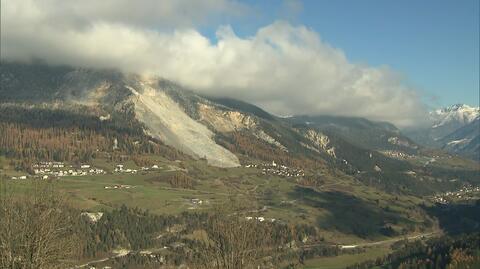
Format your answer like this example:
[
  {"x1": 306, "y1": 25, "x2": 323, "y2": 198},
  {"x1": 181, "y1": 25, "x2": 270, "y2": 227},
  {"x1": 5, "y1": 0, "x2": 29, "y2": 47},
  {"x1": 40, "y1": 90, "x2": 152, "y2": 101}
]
[
  {"x1": 287, "y1": 115, "x2": 419, "y2": 154},
  {"x1": 1, "y1": 61, "x2": 479, "y2": 195},
  {"x1": 0, "y1": 62, "x2": 317, "y2": 168},
  {"x1": 2, "y1": 61, "x2": 480, "y2": 267},
  {"x1": 405, "y1": 104, "x2": 479, "y2": 160},
  {"x1": 440, "y1": 118, "x2": 480, "y2": 160},
  {"x1": 430, "y1": 104, "x2": 479, "y2": 140}
]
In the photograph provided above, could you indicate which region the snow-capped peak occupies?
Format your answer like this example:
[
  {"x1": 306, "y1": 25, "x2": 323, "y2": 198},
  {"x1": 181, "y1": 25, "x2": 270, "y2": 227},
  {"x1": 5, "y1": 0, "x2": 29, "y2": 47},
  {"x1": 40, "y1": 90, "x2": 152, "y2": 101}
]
[
  {"x1": 430, "y1": 104, "x2": 479, "y2": 128},
  {"x1": 436, "y1": 104, "x2": 478, "y2": 114}
]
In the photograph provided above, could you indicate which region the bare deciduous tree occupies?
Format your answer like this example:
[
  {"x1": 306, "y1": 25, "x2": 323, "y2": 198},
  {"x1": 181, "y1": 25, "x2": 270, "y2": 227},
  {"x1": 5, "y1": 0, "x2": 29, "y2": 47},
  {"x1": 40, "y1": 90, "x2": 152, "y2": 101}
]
[
  {"x1": 0, "y1": 179, "x2": 80, "y2": 269},
  {"x1": 193, "y1": 200, "x2": 290, "y2": 269}
]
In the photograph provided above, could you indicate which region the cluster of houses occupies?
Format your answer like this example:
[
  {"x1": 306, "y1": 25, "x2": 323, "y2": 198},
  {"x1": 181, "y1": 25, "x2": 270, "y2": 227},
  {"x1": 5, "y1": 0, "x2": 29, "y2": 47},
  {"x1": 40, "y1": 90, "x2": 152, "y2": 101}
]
[
  {"x1": 114, "y1": 164, "x2": 137, "y2": 174},
  {"x1": 10, "y1": 175, "x2": 29, "y2": 180},
  {"x1": 245, "y1": 216, "x2": 276, "y2": 222},
  {"x1": 33, "y1": 163, "x2": 106, "y2": 178},
  {"x1": 187, "y1": 198, "x2": 207, "y2": 210},
  {"x1": 431, "y1": 185, "x2": 480, "y2": 204},
  {"x1": 380, "y1": 150, "x2": 414, "y2": 159},
  {"x1": 190, "y1": 198, "x2": 203, "y2": 205},
  {"x1": 33, "y1": 161, "x2": 65, "y2": 169},
  {"x1": 10, "y1": 162, "x2": 162, "y2": 180},
  {"x1": 246, "y1": 161, "x2": 304, "y2": 178},
  {"x1": 104, "y1": 184, "x2": 134, "y2": 190},
  {"x1": 10, "y1": 162, "x2": 105, "y2": 180},
  {"x1": 113, "y1": 164, "x2": 160, "y2": 174}
]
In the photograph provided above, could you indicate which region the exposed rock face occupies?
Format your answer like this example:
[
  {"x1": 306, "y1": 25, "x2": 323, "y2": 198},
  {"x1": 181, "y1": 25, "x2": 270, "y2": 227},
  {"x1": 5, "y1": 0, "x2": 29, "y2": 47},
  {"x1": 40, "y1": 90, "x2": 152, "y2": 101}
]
[
  {"x1": 303, "y1": 129, "x2": 336, "y2": 157},
  {"x1": 326, "y1": 147, "x2": 336, "y2": 158},
  {"x1": 127, "y1": 82, "x2": 240, "y2": 168},
  {"x1": 198, "y1": 103, "x2": 289, "y2": 151},
  {"x1": 83, "y1": 81, "x2": 111, "y2": 104},
  {"x1": 253, "y1": 130, "x2": 288, "y2": 152},
  {"x1": 198, "y1": 103, "x2": 256, "y2": 133},
  {"x1": 305, "y1": 129, "x2": 330, "y2": 148}
]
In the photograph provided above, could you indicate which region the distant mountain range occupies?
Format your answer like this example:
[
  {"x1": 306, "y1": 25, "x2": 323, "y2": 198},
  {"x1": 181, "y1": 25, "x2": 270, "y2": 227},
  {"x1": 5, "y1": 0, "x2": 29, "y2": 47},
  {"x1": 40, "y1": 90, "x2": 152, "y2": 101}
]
[
  {"x1": 431, "y1": 104, "x2": 479, "y2": 139},
  {"x1": 0, "y1": 62, "x2": 421, "y2": 168},
  {"x1": 439, "y1": 117, "x2": 479, "y2": 160},
  {"x1": 405, "y1": 104, "x2": 479, "y2": 160}
]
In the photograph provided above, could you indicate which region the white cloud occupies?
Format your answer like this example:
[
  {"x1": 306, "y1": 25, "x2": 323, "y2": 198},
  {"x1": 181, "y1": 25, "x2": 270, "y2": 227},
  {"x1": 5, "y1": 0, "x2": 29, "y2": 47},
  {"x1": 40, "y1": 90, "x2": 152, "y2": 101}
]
[
  {"x1": 0, "y1": 0, "x2": 246, "y2": 30},
  {"x1": 1, "y1": 0, "x2": 428, "y2": 127}
]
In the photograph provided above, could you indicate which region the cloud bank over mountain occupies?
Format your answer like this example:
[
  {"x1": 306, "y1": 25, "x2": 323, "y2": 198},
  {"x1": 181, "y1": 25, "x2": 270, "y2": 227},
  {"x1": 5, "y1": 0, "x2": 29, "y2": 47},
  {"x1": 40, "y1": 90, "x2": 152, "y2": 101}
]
[{"x1": 1, "y1": 0, "x2": 428, "y2": 127}]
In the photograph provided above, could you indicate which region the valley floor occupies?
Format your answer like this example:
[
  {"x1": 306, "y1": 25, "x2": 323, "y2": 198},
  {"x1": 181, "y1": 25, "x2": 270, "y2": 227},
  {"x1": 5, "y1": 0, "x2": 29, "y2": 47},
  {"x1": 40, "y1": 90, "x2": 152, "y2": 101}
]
[{"x1": 2, "y1": 154, "x2": 477, "y2": 269}]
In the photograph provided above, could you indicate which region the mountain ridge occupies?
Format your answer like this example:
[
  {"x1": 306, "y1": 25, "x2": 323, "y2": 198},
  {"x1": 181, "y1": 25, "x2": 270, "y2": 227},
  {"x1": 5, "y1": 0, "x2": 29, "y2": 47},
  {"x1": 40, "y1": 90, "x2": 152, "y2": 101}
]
[
  {"x1": 1, "y1": 61, "x2": 479, "y2": 195},
  {"x1": 405, "y1": 103, "x2": 479, "y2": 160}
]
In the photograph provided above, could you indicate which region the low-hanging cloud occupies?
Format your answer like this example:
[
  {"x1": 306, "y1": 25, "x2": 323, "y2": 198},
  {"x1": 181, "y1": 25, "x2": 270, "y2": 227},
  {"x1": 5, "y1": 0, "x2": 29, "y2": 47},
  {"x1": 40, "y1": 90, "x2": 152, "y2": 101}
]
[{"x1": 1, "y1": 0, "x2": 428, "y2": 127}]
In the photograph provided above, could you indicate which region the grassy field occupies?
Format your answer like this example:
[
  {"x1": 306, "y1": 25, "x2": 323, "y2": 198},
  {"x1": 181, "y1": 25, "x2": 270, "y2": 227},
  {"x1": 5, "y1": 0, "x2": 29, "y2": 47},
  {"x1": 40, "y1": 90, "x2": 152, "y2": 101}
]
[
  {"x1": 303, "y1": 246, "x2": 391, "y2": 269},
  {"x1": 1, "y1": 154, "x2": 449, "y2": 269},
  {"x1": 1, "y1": 155, "x2": 438, "y2": 245}
]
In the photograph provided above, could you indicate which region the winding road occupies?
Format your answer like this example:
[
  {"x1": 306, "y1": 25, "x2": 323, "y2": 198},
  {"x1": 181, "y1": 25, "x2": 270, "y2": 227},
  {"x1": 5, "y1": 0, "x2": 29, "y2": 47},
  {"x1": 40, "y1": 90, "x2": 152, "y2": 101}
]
[{"x1": 302, "y1": 231, "x2": 441, "y2": 250}]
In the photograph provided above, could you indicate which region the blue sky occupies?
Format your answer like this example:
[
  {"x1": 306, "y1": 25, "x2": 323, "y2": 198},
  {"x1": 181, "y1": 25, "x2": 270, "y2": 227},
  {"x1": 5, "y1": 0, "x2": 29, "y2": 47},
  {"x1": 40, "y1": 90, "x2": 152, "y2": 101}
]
[{"x1": 202, "y1": 0, "x2": 480, "y2": 108}]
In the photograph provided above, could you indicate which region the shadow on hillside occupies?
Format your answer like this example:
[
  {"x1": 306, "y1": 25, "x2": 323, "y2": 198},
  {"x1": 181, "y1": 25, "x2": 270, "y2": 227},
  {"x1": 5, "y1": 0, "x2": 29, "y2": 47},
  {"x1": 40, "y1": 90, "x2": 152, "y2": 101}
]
[
  {"x1": 289, "y1": 186, "x2": 408, "y2": 239},
  {"x1": 423, "y1": 201, "x2": 480, "y2": 235}
]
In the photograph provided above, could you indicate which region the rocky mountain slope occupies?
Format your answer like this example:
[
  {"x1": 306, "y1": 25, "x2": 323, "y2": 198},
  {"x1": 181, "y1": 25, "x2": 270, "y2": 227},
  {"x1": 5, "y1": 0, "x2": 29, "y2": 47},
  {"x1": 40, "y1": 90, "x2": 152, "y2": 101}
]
[
  {"x1": 1, "y1": 62, "x2": 479, "y2": 195},
  {"x1": 288, "y1": 115, "x2": 419, "y2": 154},
  {"x1": 126, "y1": 80, "x2": 240, "y2": 168},
  {"x1": 439, "y1": 118, "x2": 479, "y2": 160}
]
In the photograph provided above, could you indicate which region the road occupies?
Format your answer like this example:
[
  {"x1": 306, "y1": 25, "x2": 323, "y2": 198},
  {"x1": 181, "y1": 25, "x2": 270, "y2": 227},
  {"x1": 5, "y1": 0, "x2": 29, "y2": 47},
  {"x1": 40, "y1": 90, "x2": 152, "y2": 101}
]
[
  {"x1": 343, "y1": 231, "x2": 440, "y2": 249},
  {"x1": 73, "y1": 249, "x2": 130, "y2": 268},
  {"x1": 74, "y1": 257, "x2": 111, "y2": 268},
  {"x1": 302, "y1": 231, "x2": 441, "y2": 250}
]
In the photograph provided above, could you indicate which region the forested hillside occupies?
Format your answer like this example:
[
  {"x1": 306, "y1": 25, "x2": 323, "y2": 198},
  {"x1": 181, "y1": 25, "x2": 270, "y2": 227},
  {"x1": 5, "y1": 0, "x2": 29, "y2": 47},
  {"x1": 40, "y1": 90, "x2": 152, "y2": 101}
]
[{"x1": 0, "y1": 103, "x2": 184, "y2": 166}]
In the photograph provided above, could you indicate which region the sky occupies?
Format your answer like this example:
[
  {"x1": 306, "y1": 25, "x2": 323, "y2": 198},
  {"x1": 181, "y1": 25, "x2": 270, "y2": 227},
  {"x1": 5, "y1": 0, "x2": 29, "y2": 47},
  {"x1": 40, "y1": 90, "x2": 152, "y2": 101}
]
[
  {"x1": 204, "y1": 0, "x2": 480, "y2": 108},
  {"x1": 1, "y1": 0, "x2": 478, "y2": 127}
]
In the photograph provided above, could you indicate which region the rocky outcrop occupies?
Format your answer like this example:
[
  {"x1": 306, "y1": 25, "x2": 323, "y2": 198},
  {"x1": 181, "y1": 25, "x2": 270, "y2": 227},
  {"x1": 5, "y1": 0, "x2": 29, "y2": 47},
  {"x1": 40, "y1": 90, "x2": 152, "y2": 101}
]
[
  {"x1": 198, "y1": 103, "x2": 256, "y2": 133},
  {"x1": 303, "y1": 129, "x2": 336, "y2": 157},
  {"x1": 253, "y1": 130, "x2": 288, "y2": 152},
  {"x1": 198, "y1": 103, "x2": 288, "y2": 151},
  {"x1": 128, "y1": 82, "x2": 240, "y2": 168}
]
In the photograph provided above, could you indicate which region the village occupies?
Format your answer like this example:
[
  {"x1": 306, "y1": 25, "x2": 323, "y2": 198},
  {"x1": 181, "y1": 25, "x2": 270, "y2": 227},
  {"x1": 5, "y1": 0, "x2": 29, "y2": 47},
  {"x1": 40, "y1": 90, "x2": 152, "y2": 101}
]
[
  {"x1": 245, "y1": 161, "x2": 305, "y2": 178},
  {"x1": 10, "y1": 161, "x2": 106, "y2": 180},
  {"x1": 104, "y1": 184, "x2": 135, "y2": 190},
  {"x1": 245, "y1": 216, "x2": 276, "y2": 223},
  {"x1": 113, "y1": 164, "x2": 161, "y2": 174},
  {"x1": 10, "y1": 161, "x2": 163, "y2": 181},
  {"x1": 431, "y1": 184, "x2": 480, "y2": 204},
  {"x1": 380, "y1": 150, "x2": 415, "y2": 159}
]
